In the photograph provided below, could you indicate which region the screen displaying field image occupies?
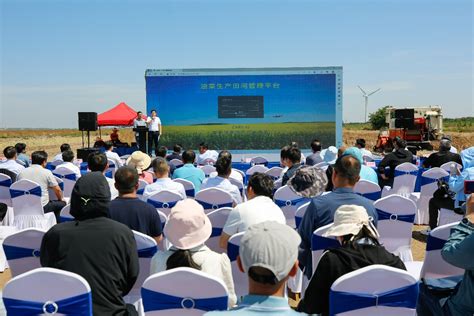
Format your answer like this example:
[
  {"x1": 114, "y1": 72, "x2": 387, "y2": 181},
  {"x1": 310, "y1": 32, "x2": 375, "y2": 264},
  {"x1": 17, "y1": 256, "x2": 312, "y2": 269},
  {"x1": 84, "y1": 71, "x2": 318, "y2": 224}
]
[{"x1": 145, "y1": 68, "x2": 342, "y2": 150}]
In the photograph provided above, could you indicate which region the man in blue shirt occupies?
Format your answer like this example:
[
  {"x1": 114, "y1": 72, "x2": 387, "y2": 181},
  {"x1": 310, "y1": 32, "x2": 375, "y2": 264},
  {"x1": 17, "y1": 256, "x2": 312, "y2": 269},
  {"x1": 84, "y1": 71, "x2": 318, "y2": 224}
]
[
  {"x1": 205, "y1": 221, "x2": 306, "y2": 315},
  {"x1": 298, "y1": 155, "x2": 378, "y2": 279},
  {"x1": 344, "y1": 147, "x2": 378, "y2": 184},
  {"x1": 173, "y1": 149, "x2": 205, "y2": 192}
]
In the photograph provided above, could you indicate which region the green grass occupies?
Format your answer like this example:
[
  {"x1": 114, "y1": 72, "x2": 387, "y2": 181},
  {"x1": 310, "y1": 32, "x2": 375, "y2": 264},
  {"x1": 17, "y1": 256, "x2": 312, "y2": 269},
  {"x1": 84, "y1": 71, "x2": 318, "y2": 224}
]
[
  {"x1": 160, "y1": 122, "x2": 335, "y2": 149},
  {"x1": 443, "y1": 117, "x2": 474, "y2": 132}
]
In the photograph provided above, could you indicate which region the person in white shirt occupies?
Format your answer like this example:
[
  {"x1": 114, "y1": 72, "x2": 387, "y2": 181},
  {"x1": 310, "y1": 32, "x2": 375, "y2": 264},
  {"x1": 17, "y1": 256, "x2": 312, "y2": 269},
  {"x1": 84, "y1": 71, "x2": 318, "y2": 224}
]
[
  {"x1": 355, "y1": 138, "x2": 373, "y2": 159},
  {"x1": 104, "y1": 141, "x2": 123, "y2": 168},
  {"x1": 57, "y1": 150, "x2": 81, "y2": 179},
  {"x1": 53, "y1": 143, "x2": 71, "y2": 162},
  {"x1": 143, "y1": 157, "x2": 186, "y2": 200},
  {"x1": 0, "y1": 146, "x2": 25, "y2": 175},
  {"x1": 87, "y1": 152, "x2": 118, "y2": 199},
  {"x1": 209, "y1": 150, "x2": 244, "y2": 183},
  {"x1": 219, "y1": 172, "x2": 285, "y2": 250},
  {"x1": 146, "y1": 109, "x2": 162, "y2": 156},
  {"x1": 197, "y1": 142, "x2": 219, "y2": 165},
  {"x1": 201, "y1": 155, "x2": 242, "y2": 205}
]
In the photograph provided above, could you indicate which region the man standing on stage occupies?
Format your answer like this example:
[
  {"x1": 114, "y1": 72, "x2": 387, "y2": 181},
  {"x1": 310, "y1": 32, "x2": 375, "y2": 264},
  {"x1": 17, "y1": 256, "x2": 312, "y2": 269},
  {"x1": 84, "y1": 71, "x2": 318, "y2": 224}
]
[
  {"x1": 146, "y1": 109, "x2": 162, "y2": 157},
  {"x1": 133, "y1": 111, "x2": 147, "y2": 145}
]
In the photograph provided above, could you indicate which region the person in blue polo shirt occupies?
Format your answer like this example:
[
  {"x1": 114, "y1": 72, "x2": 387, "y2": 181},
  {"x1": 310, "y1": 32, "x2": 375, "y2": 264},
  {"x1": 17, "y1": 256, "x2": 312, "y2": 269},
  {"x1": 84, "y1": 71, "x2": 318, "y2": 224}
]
[
  {"x1": 205, "y1": 221, "x2": 306, "y2": 315},
  {"x1": 172, "y1": 149, "x2": 205, "y2": 192}
]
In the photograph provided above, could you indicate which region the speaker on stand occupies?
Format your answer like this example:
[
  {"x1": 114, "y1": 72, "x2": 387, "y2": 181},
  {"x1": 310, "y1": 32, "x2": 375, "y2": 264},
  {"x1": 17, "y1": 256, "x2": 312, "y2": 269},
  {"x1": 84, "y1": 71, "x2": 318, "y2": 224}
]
[{"x1": 78, "y1": 112, "x2": 98, "y2": 160}]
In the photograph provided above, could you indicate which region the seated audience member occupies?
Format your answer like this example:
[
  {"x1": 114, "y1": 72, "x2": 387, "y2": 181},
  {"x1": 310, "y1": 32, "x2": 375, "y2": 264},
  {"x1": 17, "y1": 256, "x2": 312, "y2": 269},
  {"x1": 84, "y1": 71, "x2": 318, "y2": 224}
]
[
  {"x1": 298, "y1": 155, "x2": 378, "y2": 280},
  {"x1": 88, "y1": 152, "x2": 119, "y2": 199},
  {"x1": 287, "y1": 165, "x2": 328, "y2": 199},
  {"x1": 323, "y1": 145, "x2": 342, "y2": 191},
  {"x1": 197, "y1": 142, "x2": 219, "y2": 165},
  {"x1": 143, "y1": 157, "x2": 186, "y2": 200},
  {"x1": 343, "y1": 147, "x2": 378, "y2": 184},
  {"x1": 323, "y1": 146, "x2": 338, "y2": 165},
  {"x1": 166, "y1": 144, "x2": 183, "y2": 161},
  {"x1": 156, "y1": 146, "x2": 176, "y2": 176},
  {"x1": 57, "y1": 150, "x2": 81, "y2": 179},
  {"x1": 219, "y1": 173, "x2": 285, "y2": 249},
  {"x1": 305, "y1": 139, "x2": 323, "y2": 166},
  {"x1": 424, "y1": 146, "x2": 474, "y2": 234},
  {"x1": 0, "y1": 146, "x2": 25, "y2": 175},
  {"x1": 205, "y1": 221, "x2": 304, "y2": 316},
  {"x1": 40, "y1": 172, "x2": 139, "y2": 315},
  {"x1": 172, "y1": 149, "x2": 205, "y2": 191},
  {"x1": 355, "y1": 138, "x2": 373, "y2": 159},
  {"x1": 105, "y1": 141, "x2": 123, "y2": 168},
  {"x1": 15, "y1": 142, "x2": 29, "y2": 167},
  {"x1": 53, "y1": 143, "x2": 71, "y2": 162},
  {"x1": 108, "y1": 166, "x2": 162, "y2": 243},
  {"x1": 110, "y1": 127, "x2": 121, "y2": 145},
  {"x1": 439, "y1": 194, "x2": 474, "y2": 316},
  {"x1": 297, "y1": 205, "x2": 405, "y2": 315},
  {"x1": 442, "y1": 135, "x2": 458, "y2": 154},
  {"x1": 281, "y1": 145, "x2": 301, "y2": 186},
  {"x1": 126, "y1": 151, "x2": 153, "y2": 184},
  {"x1": 93, "y1": 137, "x2": 106, "y2": 148},
  {"x1": 201, "y1": 155, "x2": 242, "y2": 205},
  {"x1": 423, "y1": 138, "x2": 463, "y2": 168},
  {"x1": 209, "y1": 150, "x2": 244, "y2": 183},
  {"x1": 150, "y1": 199, "x2": 236, "y2": 307},
  {"x1": 377, "y1": 136, "x2": 413, "y2": 187},
  {"x1": 18, "y1": 151, "x2": 65, "y2": 219}
]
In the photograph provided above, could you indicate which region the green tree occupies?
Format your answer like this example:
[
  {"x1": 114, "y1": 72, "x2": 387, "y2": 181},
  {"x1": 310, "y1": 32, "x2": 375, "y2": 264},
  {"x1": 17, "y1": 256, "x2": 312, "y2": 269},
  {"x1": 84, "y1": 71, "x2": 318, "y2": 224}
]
[{"x1": 369, "y1": 106, "x2": 389, "y2": 130}]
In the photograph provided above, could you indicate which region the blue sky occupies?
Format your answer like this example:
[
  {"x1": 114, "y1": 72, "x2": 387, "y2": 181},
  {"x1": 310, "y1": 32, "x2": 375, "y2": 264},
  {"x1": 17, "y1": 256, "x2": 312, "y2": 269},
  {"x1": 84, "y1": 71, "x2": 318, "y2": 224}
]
[{"x1": 0, "y1": 0, "x2": 472, "y2": 128}]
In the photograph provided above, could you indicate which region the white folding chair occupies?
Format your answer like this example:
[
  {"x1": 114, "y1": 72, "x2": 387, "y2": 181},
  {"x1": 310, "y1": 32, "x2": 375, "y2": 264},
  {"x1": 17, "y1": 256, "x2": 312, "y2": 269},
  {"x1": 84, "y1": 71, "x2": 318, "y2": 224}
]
[
  {"x1": 382, "y1": 162, "x2": 418, "y2": 198},
  {"x1": 59, "y1": 204, "x2": 73, "y2": 222},
  {"x1": 146, "y1": 190, "x2": 183, "y2": 217},
  {"x1": 265, "y1": 166, "x2": 283, "y2": 180},
  {"x1": 273, "y1": 185, "x2": 308, "y2": 228},
  {"x1": 173, "y1": 178, "x2": 196, "y2": 197},
  {"x1": 107, "y1": 159, "x2": 117, "y2": 177},
  {"x1": 227, "y1": 232, "x2": 247, "y2": 300},
  {"x1": 141, "y1": 267, "x2": 228, "y2": 315},
  {"x1": 233, "y1": 169, "x2": 246, "y2": 184},
  {"x1": 195, "y1": 188, "x2": 234, "y2": 213},
  {"x1": 10, "y1": 179, "x2": 56, "y2": 230},
  {"x1": 169, "y1": 159, "x2": 184, "y2": 169},
  {"x1": 273, "y1": 178, "x2": 282, "y2": 192},
  {"x1": 48, "y1": 176, "x2": 64, "y2": 202},
  {"x1": 374, "y1": 195, "x2": 417, "y2": 261},
  {"x1": 438, "y1": 208, "x2": 463, "y2": 227},
  {"x1": 440, "y1": 161, "x2": 462, "y2": 174},
  {"x1": 311, "y1": 223, "x2": 340, "y2": 275},
  {"x1": 124, "y1": 231, "x2": 158, "y2": 305},
  {"x1": 50, "y1": 160, "x2": 63, "y2": 169},
  {"x1": 0, "y1": 173, "x2": 13, "y2": 207},
  {"x1": 411, "y1": 168, "x2": 449, "y2": 225},
  {"x1": 206, "y1": 207, "x2": 232, "y2": 253},
  {"x1": 200, "y1": 165, "x2": 216, "y2": 177},
  {"x1": 295, "y1": 201, "x2": 310, "y2": 229},
  {"x1": 3, "y1": 267, "x2": 92, "y2": 315},
  {"x1": 245, "y1": 165, "x2": 269, "y2": 177},
  {"x1": 157, "y1": 210, "x2": 168, "y2": 251},
  {"x1": 354, "y1": 179, "x2": 382, "y2": 202},
  {"x1": 249, "y1": 156, "x2": 268, "y2": 166},
  {"x1": 228, "y1": 177, "x2": 245, "y2": 200},
  {"x1": 137, "y1": 179, "x2": 148, "y2": 200},
  {"x1": 329, "y1": 265, "x2": 418, "y2": 315},
  {"x1": 3, "y1": 228, "x2": 45, "y2": 277},
  {"x1": 53, "y1": 166, "x2": 78, "y2": 198},
  {"x1": 0, "y1": 226, "x2": 18, "y2": 272}
]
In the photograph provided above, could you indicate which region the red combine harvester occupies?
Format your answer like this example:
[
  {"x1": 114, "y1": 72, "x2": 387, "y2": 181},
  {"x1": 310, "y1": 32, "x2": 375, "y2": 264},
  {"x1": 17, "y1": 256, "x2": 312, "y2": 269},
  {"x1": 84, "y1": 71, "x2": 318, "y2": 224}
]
[{"x1": 374, "y1": 106, "x2": 443, "y2": 153}]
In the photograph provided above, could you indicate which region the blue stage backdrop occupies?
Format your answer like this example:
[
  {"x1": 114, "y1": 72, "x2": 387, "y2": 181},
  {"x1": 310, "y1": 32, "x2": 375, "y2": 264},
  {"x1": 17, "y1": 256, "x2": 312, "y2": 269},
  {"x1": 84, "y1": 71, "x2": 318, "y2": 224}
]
[{"x1": 145, "y1": 67, "x2": 342, "y2": 150}]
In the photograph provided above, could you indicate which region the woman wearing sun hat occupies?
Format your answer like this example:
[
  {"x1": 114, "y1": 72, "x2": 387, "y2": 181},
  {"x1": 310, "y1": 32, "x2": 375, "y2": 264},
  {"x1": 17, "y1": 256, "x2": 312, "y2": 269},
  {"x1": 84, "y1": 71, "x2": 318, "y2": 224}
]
[
  {"x1": 150, "y1": 199, "x2": 237, "y2": 307},
  {"x1": 297, "y1": 204, "x2": 406, "y2": 316},
  {"x1": 126, "y1": 151, "x2": 153, "y2": 184}
]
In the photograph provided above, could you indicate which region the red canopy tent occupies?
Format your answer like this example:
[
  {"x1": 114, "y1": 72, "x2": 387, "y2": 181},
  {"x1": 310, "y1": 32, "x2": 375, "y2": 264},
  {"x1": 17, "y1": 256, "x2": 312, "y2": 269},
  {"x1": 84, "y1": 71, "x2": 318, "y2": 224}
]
[{"x1": 97, "y1": 102, "x2": 141, "y2": 126}]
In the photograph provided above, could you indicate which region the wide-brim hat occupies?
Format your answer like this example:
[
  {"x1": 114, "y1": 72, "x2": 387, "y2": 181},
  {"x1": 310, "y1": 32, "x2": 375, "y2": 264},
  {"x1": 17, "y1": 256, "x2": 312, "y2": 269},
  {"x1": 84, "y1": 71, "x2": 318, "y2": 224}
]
[
  {"x1": 164, "y1": 199, "x2": 212, "y2": 250},
  {"x1": 323, "y1": 205, "x2": 379, "y2": 238},
  {"x1": 287, "y1": 166, "x2": 328, "y2": 198},
  {"x1": 126, "y1": 151, "x2": 151, "y2": 174}
]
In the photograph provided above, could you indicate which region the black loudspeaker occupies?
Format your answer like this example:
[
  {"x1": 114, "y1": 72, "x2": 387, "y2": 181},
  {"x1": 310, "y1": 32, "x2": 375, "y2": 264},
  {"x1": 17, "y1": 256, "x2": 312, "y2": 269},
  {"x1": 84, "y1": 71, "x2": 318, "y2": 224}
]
[
  {"x1": 78, "y1": 112, "x2": 98, "y2": 131},
  {"x1": 77, "y1": 148, "x2": 99, "y2": 161}
]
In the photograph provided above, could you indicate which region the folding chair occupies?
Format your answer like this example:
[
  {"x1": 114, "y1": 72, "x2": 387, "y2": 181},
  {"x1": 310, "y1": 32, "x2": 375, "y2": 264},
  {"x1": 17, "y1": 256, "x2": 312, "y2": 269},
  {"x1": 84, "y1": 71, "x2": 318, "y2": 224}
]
[
  {"x1": 169, "y1": 159, "x2": 184, "y2": 169},
  {"x1": 0, "y1": 173, "x2": 13, "y2": 207},
  {"x1": 59, "y1": 204, "x2": 73, "y2": 222},
  {"x1": 146, "y1": 190, "x2": 183, "y2": 217},
  {"x1": 249, "y1": 156, "x2": 268, "y2": 166},
  {"x1": 382, "y1": 162, "x2": 418, "y2": 198},
  {"x1": 48, "y1": 176, "x2": 64, "y2": 201},
  {"x1": 330, "y1": 265, "x2": 418, "y2": 315},
  {"x1": 200, "y1": 165, "x2": 216, "y2": 177},
  {"x1": 295, "y1": 201, "x2": 310, "y2": 229},
  {"x1": 228, "y1": 177, "x2": 245, "y2": 200},
  {"x1": 438, "y1": 208, "x2": 463, "y2": 227},
  {"x1": 265, "y1": 166, "x2": 284, "y2": 180},
  {"x1": 195, "y1": 188, "x2": 234, "y2": 213},
  {"x1": 141, "y1": 267, "x2": 228, "y2": 315},
  {"x1": 3, "y1": 267, "x2": 92, "y2": 315},
  {"x1": 245, "y1": 165, "x2": 269, "y2": 177},
  {"x1": 53, "y1": 166, "x2": 78, "y2": 198},
  {"x1": 274, "y1": 185, "x2": 308, "y2": 228},
  {"x1": 3, "y1": 228, "x2": 45, "y2": 277},
  {"x1": 10, "y1": 179, "x2": 56, "y2": 230},
  {"x1": 354, "y1": 179, "x2": 381, "y2": 202},
  {"x1": 137, "y1": 179, "x2": 148, "y2": 200},
  {"x1": 173, "y1": 178, "x2": 195, "y2": 198},
  {"x1": 227, "y1": 232, "x2": 247, "y2": 300},
  {"x1": 440, "y1": 162, "x2": 462, "y2": 174},
  {"x1": 374, "y1": 195, "x2": 417, "y2": 261},
  {"x1": 107, "y1": 159, "x2": 117, "y2": 177},
  {"x1": 206, "y1": 207, "x2": 232, "y2": 253},
  {"x1": 311, "y1": 223, "x2": 340, "y2": 275}
]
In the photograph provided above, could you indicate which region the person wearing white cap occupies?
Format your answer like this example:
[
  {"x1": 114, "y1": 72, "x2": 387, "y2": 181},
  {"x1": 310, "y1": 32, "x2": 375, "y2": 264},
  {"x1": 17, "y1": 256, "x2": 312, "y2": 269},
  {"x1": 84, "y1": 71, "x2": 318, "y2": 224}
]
[
  {"x1": 205, "y1": 221, "x2": 305, "y2": 316},
  {"x1": 323, "y1": 146, "x2": 338, "y2": 165},
  {"x1": 150, "y1": 199, "x2": 237, "y2": 307},
  {"x1": 297, "y1": 205, "x2": 405, "y2": 316}
]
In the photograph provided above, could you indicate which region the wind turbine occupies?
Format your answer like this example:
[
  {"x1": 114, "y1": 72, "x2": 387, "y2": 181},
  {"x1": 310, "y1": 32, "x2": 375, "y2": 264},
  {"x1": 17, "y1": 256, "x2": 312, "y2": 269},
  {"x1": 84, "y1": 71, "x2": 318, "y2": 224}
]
[{"x1": 358, "y1": 86, "x2": 381, "y2": 123}]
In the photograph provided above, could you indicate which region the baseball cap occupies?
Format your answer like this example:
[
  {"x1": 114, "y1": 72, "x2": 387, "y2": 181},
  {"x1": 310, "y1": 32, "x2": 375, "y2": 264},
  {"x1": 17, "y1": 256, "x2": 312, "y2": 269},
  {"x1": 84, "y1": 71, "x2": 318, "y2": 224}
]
[
  {"x1": 70, "y1": 171, "x2": 111, "y2": 220},
  {"x1": 239, "y1": 221, "x2": 301, "y2": 283}
]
